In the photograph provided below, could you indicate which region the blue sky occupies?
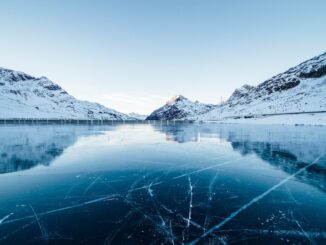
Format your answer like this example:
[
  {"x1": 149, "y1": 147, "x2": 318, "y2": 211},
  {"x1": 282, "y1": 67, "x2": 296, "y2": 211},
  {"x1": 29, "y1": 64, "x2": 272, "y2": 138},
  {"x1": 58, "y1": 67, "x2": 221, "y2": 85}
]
[{"x1": 0, "y1": 0, "x2": 325, "y2": 114}]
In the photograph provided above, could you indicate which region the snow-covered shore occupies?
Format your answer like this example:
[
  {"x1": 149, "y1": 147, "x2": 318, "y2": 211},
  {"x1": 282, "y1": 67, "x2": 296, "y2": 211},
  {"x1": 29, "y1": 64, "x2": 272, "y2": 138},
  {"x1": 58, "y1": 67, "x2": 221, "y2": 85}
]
[{"x1": 202, "y1": 112, "x2": 326, "y2": 126}]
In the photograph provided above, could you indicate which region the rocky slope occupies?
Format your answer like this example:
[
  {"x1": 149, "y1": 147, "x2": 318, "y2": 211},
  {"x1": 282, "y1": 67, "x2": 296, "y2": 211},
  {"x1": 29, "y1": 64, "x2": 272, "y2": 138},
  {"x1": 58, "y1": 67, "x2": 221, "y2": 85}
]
[
  {"x1": 147, "y1": 51, "x2": 326, "y2": 121},
  {"x1": 200, "y1": 51, "x2": 326, "y2": 120},
  {"x1": 0, "y1": 67, "x2": 132, "y2": 120},
  {"x1": 146, "y1": 95, "x2": 214, "y2": 120}
]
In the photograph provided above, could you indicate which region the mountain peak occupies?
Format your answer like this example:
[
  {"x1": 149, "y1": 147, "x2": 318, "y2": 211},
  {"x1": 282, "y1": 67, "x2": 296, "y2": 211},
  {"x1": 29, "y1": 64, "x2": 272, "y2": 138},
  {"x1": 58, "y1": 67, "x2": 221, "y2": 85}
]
[
  {"x1": 0, "y1": 66, "x2": 132, "y2": 120},
  {"x1": 147, "y1": 95, "x2": 213, "y2": 120},
  {"x1": 166, "y1": 95, "x2": 188, "y2": 105}
]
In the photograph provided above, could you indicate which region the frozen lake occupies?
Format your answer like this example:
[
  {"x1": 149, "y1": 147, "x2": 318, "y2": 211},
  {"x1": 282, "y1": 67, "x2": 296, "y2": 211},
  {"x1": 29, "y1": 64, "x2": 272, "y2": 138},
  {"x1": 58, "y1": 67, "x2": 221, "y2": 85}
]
[{"x1": 0, "y1": 123, "x2": 325, "y2": 244}]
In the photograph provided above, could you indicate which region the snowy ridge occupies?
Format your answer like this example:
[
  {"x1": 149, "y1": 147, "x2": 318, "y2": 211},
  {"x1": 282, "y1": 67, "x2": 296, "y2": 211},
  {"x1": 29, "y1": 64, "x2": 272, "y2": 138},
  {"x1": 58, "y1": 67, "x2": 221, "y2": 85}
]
[
  {"x1": 200, "y1": 52, "x2": 326, "y2": 120},
  {"x1": 146, "y1": 51, "x2": 326, "y2": 123},
  {"x1": 127, "y1": 112, "x2": 148, "y2": 120},
  {"x1": 2, "y1": 51, "x2": 326, "y2": 122},
  {"x1": 146, "y1": 95, "x2": 214, "y2": 120},
  {"x1": 0, "y1": 67, "x2": 132, "y2": 120}
]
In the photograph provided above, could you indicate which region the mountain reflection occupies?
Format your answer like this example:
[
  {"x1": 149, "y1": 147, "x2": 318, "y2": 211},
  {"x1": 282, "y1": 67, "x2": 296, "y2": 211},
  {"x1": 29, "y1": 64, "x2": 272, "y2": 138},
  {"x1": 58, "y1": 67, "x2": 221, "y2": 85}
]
[
  {"x1": 1, "y1": 123, "x2": 325, "y2": 193},
  {"x1": 152, "y1": 123, "x2": 326, "y2": 191},
  {"x1": 0, "y1": 125, "x2": 114, "y2": 174}
]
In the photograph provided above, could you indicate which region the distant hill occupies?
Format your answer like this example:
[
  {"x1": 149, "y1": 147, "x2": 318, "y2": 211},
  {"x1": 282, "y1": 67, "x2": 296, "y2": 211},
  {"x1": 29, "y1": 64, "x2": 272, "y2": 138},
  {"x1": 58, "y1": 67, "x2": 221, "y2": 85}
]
[
  {"x1": 146, "y1": 95, "x2": 214, "y2": 120},
  {"x1": 127, "y1": 112, "x2": 148, "y2": 120}
]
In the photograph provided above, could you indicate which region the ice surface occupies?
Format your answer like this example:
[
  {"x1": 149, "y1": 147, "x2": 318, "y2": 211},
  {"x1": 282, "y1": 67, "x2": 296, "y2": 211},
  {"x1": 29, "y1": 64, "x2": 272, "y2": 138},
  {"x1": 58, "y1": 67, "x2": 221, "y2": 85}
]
[{"x1": 0, "y1": 122, "x2": 325, "y2": 244}]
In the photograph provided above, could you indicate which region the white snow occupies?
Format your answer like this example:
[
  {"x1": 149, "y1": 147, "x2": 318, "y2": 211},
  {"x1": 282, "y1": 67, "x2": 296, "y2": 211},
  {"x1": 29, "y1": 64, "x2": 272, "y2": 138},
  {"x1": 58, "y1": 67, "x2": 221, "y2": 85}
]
[
  {"x1": 147, "y1": 95, "x2": 214, "y2": 120},
  {"x1": 205, "y1": 113, "x2": 326, "y2": 126},
  {"x1": 0, "y1": 68, "x2": 131, "y2": 120},
  {"x1": 147, "y1": 52, "x2": 326, "y2": 125},
  {"x1": 198, "y1": 52, "x2": 326, "y2": 121},
  {"x1": 2, "y1": 51, "x2": 326, "y2": 124}
]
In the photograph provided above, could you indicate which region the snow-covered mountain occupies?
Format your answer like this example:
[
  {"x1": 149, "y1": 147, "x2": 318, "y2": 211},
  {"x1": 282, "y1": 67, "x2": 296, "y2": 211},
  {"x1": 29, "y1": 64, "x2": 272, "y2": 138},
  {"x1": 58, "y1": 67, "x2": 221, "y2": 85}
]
[
  {"x1": 146, "y1": 95, "x2": 214, "y2": 120},
  {"x1": 201, "y1": 51, "x2": 326, "y2": 120},
  {"x1": 127, "y1": 112, "x2": 148, "y2": 120},
  {"x1": 147, "y1": 52, "x2": 326, "y2": 122},
  {"x1": 0, "y1": 67, "x2": 132, "y2": 120}
]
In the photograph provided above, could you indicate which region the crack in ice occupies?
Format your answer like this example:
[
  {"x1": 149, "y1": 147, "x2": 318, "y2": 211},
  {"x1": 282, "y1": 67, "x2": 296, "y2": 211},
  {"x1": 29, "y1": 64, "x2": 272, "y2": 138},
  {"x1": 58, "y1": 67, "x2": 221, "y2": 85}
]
[
  {"x1": 147, "y1": 182, "x2": 154, "y2": 197},
  {"x1": 186, "y1": 176, "x2": 193, "y2": 228},
  {"x1": 83, "y1": 175, "x2": 102, "y2": 195},
  {"x1": 218, "y1": 228, "x2": 326, "y2": 239},
  {"x1": 169, "y1": 220, "x2": 175, "y2": 245},
  {"x1": 291, "y1": 212, "x2": 315, "y2": 245},
  {"x1": 188, "y1": 153, "x2": 326, "y2": 245},
  {"x1": 29, "y1": 204, "x2": 48, "y2": 241},
  {"x1": 1, "y1": 194, "x2": 119, "y2": 226},
  {"x1": 173, "y1": 157, "x2": 245, "y2": 180},
  {"x1": 0, "y1": 220, "x2": 36, "y2": 242},
  {"x1": 0, "y1": 213, "x2": 14, "y2": 224}
]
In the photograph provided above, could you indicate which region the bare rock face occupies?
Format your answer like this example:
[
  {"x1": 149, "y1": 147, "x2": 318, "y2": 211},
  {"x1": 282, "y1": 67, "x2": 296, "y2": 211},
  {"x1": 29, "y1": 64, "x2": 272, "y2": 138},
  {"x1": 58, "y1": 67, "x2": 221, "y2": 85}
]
[{"x1": 299, "y1": 65, "x2": 326, "y2": 79}]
